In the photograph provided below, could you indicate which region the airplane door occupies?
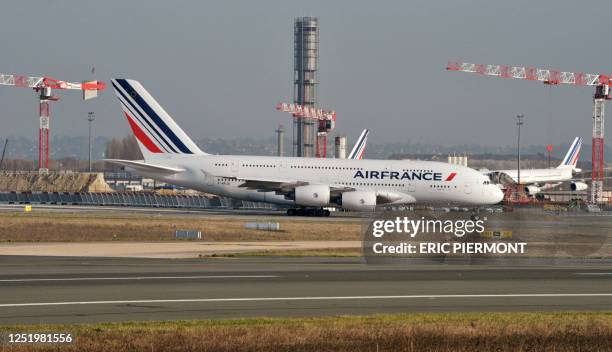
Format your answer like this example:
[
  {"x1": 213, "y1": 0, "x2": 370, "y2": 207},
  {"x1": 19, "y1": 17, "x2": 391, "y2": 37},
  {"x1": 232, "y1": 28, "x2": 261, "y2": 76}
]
[
  {"x1": 230, "y1": 161, "x2": 239, "y2": 175},
  {"x1": 201, "y1": 169, "x2": 214, "y2": 186},
  {"x1": 464, "y1": 182, "x2": 472, "y2": 194}
]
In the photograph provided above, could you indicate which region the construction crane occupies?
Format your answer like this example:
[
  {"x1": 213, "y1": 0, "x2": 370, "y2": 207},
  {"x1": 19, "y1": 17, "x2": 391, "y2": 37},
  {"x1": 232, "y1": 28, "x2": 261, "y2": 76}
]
[
  {"x1": 276, "y1": 102, "x2": 336, "y2": 158},
  {"x1": 447, "y1": 61, "x2": 610, "y2": 204},
  {"x1": 0, "y1": 74, "x2": 106, "y2": 173}
]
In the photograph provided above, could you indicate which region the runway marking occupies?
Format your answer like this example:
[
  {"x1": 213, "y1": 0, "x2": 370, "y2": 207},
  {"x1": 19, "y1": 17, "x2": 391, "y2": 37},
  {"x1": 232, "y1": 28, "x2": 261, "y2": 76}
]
[
  {"x1": 574, "y1": 273, "x2": 612, "y2": 276},
  {"x1": 1, "y1": 293, "x2": 611, "y2": 308},
  {"x1": 0, "y1": 275, "x2": 279, "y2": 283}
]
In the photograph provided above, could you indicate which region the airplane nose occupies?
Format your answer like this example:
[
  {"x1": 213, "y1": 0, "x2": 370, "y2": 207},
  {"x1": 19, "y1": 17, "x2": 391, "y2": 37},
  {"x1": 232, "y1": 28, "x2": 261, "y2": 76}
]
[{"x1": 492, "y1": 187, "x2": 504, "y2": 204}]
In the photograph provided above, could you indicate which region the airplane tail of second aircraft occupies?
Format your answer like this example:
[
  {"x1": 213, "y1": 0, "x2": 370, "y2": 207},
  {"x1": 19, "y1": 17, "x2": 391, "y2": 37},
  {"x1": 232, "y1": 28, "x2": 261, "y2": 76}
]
[
  {"x1": 557, "y1": 136, "x2": 582, "y2": 170},
  {"x1": 348, "y1": 129, "x2": 369, "y2": 160},
  {"x1": 110, "y1": 79, "x2": 207, "y2": 160}
]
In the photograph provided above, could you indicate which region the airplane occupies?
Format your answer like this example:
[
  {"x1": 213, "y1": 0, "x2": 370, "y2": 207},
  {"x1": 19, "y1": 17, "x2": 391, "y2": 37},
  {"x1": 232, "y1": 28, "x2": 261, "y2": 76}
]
[
  {"x1": 486, "y1": 137, "x2": 588, "y2": 195},
  {"x1": 348, "y1": 129, "x2": 368, "y2": 160},
  {"x1": 106, "y1": 79, "x2": 504, "y2": 216}
]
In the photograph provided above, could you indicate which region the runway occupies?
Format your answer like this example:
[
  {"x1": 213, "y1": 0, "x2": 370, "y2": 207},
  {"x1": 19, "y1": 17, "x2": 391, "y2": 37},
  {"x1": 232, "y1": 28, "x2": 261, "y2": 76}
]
[{"x1": 0, "y1": 256, "x2": 611, "y2": 324}]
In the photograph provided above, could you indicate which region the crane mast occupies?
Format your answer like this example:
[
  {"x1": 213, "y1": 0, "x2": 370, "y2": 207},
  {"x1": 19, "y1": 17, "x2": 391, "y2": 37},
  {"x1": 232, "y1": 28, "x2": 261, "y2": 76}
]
[
  {"x1": 592, "y1": 85, "x2": 608, "y2": 203},
  {"x1": 447, "y1": 61, "x2": 610, "y2": 204},
  {"x1": 0, "y1": 74, "x2": 106, "y2": 173}
]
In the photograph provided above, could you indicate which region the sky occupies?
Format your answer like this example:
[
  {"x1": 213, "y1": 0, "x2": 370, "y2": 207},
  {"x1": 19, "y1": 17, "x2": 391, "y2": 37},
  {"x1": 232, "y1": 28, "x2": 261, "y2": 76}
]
[{"x1": 1, "y1": 0, "x2": 611, "y2": 148}]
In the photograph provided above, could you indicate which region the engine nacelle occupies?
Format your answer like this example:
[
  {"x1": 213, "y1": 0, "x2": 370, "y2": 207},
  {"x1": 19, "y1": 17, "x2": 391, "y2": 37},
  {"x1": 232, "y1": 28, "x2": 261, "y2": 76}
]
[
  {"x1": 294, "y1": 185, "x2": 330, "y2": 207},
  {"x1": 524, "y1": 185, "x2": 541, "y2": 195},
  {"x1": 341, "y1": 191, "x2": 377, "y2": 212},
  {"x1": 247, "y1": 191, "x2": 294, "y2": 205},
  {"x1": 571, "y1": 181, "x2": 588, "y2": 191}
]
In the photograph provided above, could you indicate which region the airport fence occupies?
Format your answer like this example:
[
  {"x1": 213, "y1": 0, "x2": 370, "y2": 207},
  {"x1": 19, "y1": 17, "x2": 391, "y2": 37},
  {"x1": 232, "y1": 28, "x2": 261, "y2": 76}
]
[{"x1": 0, "y1": 191, "x2": 276, "y2": 210}]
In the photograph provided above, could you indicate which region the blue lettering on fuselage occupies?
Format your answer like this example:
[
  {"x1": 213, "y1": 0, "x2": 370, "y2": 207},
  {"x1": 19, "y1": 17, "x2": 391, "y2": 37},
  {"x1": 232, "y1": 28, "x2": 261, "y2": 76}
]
[{"x1": 354, "y1": 170, "x2": 444, "y2": 181}]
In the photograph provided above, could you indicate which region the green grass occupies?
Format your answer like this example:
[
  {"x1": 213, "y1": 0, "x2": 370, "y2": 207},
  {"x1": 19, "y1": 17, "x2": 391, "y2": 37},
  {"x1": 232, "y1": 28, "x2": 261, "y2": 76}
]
[
  {"x1": 1, "y1": 312, "x2": 611, "y2": 351},
  {"x1": 0, "y1": 211, "x2": 361, "y2": 242}
]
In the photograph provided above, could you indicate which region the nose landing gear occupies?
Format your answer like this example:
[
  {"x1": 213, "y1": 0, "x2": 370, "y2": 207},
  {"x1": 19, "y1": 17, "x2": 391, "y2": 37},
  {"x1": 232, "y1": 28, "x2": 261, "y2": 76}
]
[{"x1": 286, "y1": 208, "x2": 331, "y2": 217}]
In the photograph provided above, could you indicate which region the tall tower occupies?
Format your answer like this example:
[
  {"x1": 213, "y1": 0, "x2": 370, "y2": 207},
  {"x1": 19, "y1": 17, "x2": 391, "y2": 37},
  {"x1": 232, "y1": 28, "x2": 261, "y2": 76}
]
[
  {"x1": 293, "y1": 17, "x2": 318, "y2": 157},
  {"x1": 334, "y1": 136, "x2": 347, "y2": 159},
  {"x1": 276, "y1": 124, "x2": 285, "y2": 157}
]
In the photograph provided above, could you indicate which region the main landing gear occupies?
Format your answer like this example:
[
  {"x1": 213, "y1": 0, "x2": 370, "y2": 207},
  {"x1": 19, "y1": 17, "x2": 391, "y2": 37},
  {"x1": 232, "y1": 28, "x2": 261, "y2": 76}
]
[
  {"x1": 470, "y1": 209, "x2": 481, "y2": 222},
  {"x1": 286, "y1": 208, "x2": 331, "y2": 217}
]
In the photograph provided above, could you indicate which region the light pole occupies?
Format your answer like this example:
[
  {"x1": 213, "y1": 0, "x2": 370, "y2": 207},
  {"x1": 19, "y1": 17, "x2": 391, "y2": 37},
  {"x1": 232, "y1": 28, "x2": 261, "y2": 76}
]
[
  {"x1": 88, "y1": 111, "x2": 95, "y2": 172},
  {"x1": 516, "y1": 114, "x2": 524, "y2": 187}
]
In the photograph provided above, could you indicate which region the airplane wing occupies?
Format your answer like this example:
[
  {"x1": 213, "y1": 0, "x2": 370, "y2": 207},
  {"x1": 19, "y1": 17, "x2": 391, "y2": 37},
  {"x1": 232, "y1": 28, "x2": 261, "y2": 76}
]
[
  {"x1": 234, "y1": 176, "x2": 416, "y2": 204},
  {"x1": 207, "y1": 164, "x2": 417, "y2": 205},
  {"x1": 236, "y1": 176, "x2": 354, "y2": 194},
  {"x1": 104, "y1": 159, "x2": 185, "y2": 175},
  {"x1": 566, "y1": 176, "x2": 612, "y2": 182},
  {"x1": 573, "y1": 168, "x2": 612, "y2": 177},
  {"x1": 237, "y1": 177, "x2": 307, "y2": 192},
  {"x1": 197, "y1": 170, "x2": 309, "y2": 193}
]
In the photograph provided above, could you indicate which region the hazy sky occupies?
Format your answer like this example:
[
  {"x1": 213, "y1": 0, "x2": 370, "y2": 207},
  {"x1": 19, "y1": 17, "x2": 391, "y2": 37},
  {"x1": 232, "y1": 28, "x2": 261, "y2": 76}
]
[{"x1": 1, "y1": 0, "x2": 611, "y2": 148}]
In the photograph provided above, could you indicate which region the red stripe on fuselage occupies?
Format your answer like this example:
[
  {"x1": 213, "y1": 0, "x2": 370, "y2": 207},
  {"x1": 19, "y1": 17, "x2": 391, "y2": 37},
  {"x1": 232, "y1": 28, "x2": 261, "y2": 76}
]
[
  {"x1": 445, "y1": 172, "x2": 457, "y2": 181},
  {"x1": 124, "y1": 112, "x2": 162, "y2": 153}
]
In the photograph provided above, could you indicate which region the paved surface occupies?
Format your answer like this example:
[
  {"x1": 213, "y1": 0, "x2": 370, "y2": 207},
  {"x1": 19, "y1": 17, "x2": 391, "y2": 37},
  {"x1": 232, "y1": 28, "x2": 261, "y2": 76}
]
[
  {"x1": 0, "y1": 241, "x2": 360, "y2": 258},
  {"x1": 0, "y1": 256, "x2": 610, "y2": 324}
]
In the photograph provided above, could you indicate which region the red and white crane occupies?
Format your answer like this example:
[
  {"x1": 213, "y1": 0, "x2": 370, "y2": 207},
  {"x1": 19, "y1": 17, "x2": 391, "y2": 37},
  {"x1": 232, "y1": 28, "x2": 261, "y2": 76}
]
[
  {"x1": 447, "y1": 61, "x2": 610, "y2": 204},
  {"x1": 276, "y1": 102, "x2": 336, "y2": 158},
  {"x1": 0, "y1": 74, "x2": 106, "y2": 173}
]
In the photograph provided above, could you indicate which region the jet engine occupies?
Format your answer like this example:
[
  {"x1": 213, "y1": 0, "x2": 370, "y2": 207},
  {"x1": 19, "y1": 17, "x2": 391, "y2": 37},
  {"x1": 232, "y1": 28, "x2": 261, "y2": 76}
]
[
  {"x1": 247, "y1": 191, "x2": 294, "y2": 205},
  {"x1": 524, "y1": 185, "x2": 541, "y2": 195},
  {"x1": 294, "y1": 185, "x2": 330, "y2": 207},
  {"x1": 570, "y1": 182, "x2": 588, "y2": 191},
  {"x1": 341, "y1": 191, "x2": 377, "y2": 211}
]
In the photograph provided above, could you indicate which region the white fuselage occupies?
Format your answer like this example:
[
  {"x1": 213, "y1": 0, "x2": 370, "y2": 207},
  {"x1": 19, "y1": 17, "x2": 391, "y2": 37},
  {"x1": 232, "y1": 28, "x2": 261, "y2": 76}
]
[
  {"x1": 131, "y1": 155, "x2": 504, "y2": 207},
  {"x1": 494, "y1": 168, "x2": 574, "y2": 184}
]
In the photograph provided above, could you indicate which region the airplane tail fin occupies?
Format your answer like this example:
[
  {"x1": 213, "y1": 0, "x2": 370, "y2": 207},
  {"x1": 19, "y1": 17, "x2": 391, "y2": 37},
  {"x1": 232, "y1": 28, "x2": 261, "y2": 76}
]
[
  {"x1": 557, "y1": 137, "x2": 582, "y2": 170},
  {"x1": 111, "y1": 79, "x2": 207, "y2": 160},
  {"x1": 348, "y1": 129, "x2": 369, "y2": 160}
]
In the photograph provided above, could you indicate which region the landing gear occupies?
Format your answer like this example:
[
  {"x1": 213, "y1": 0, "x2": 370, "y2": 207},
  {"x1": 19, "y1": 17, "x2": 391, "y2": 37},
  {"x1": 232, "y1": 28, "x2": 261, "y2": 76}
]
[
  {"x1": 286, "y1": 208, "x2": 330, "y2": 217},
  {"x1": 470, "y1": 209, "x2": 480, "y2": 221}
]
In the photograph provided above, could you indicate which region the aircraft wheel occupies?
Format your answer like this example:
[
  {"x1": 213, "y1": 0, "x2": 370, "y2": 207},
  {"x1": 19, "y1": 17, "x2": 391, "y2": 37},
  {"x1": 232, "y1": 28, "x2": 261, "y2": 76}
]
[
  {"x1": 306, "y1": 208, "x2": 316, "y2": 217},
  {"x1": 315, "y1": 209, "x2": 325, "y2": 217},
  {"x1": 287, "y1": 209, "x2": 296, "y2": 216},
  {"x1": 296, "y1": 208, "x2": 306, "y2": 216},
  {"x1": 324, "y1": 209, "x2": 331, "y2": 217}
]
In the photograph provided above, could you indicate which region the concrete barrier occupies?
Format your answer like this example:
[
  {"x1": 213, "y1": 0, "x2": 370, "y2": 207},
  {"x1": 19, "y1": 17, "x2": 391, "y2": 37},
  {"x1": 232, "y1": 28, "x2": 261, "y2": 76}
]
[
  {"x1": 245, "y1": 222, "x2": 281, "y2": 231},
  {"x1": 175, "y1": 230, "x2": 202, "y2": 239}
]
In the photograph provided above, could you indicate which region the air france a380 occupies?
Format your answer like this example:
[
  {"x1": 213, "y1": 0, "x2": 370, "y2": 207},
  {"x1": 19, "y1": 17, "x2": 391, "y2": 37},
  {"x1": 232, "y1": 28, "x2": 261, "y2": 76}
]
[{"x1": 106, "y1": 79, "x2": 504, "y2": 216}]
